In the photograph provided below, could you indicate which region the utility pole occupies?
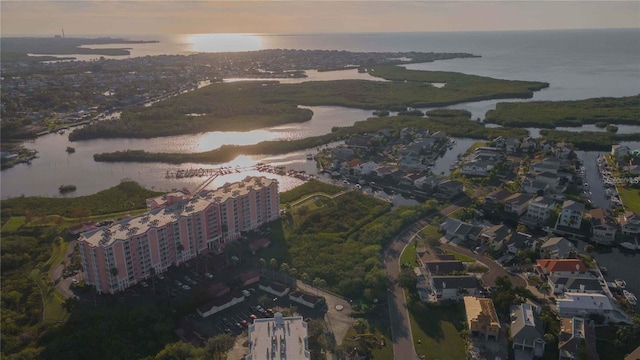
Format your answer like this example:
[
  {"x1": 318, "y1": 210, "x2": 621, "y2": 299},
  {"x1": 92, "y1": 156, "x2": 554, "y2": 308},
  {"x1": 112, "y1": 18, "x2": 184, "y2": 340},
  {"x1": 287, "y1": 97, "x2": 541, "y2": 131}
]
[{"x1": 62, "y1": 28, "x2": 65, "y2": 38}]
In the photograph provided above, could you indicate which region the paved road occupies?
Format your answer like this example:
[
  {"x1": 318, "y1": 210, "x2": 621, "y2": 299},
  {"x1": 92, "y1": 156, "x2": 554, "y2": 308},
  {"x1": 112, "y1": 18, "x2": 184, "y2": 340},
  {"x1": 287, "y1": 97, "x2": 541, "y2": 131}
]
[{"x1": 384, "y1": 219, "x2": 430, "y2": 360}]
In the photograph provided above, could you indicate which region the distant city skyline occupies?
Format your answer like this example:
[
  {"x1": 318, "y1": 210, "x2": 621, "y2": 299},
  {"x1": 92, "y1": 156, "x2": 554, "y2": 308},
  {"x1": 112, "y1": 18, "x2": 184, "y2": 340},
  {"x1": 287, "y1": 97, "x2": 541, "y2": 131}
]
[{"x1": 2, "y1": 1, "x2": 639, "y2": 36}]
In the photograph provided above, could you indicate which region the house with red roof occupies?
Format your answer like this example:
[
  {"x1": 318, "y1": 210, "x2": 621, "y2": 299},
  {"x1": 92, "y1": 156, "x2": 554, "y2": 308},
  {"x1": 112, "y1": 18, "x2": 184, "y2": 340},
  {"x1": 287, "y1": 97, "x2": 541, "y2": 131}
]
[{"x1": 535, "y1": 259, "x2": 588, "y2": 278}]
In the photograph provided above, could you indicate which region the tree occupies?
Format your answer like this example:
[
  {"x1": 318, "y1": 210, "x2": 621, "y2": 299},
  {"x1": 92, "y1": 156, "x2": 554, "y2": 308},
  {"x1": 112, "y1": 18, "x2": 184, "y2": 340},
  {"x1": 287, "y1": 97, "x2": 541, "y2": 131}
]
[
  {"x1": 539, "y1": 282, "x2": 551, "y2": 300},
  {"x1": 259, "y1": 257, "x2": 266, "y2": 271},
  {"x1": 270, "y1": 258, "x2": 278, "y2": 278},
  {"x1": 154, "y1": 342, "x2": 205, "y2": 360},
  {"x1": 398, "y1": 269, "x2": 417, "y2": 290},
  {"x1": 280, "y1": 262, "x2": 290, "y2": 274},
  {"x1": 205, "y1": 334, "x2": 234, "y2": 360},
  {"x1": 354, "y1": 319, "x2": 369, "y2": 334},
  {"x1": 457, "y1": 287, "x2": 469, "y2": 300}
]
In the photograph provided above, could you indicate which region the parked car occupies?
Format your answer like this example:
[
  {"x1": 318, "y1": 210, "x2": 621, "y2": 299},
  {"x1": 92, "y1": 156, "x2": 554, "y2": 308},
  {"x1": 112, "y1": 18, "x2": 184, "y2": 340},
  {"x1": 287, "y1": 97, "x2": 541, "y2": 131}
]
[
  {"x1": 242, "y1": 289, "x2": 251, "y2": 297},
  {"x1": 181, "y1": 284, "x2": 191, "y2": 290},
  {"x1": 140, "y1": 281, "x2": 149, "y2": 288},
  {"x1": 204, "y1": 272, "x2": 214, "y2": 279},
  {"x1": 157, "y1": 274, "x2": 165, "y2": 280}
]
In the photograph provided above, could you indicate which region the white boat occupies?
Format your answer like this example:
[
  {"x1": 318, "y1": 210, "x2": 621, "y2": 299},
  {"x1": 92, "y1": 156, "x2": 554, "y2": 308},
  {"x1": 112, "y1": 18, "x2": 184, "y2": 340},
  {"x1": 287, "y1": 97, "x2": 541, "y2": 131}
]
[
  {"x1": 615, "y1": 279, "x2": 627, "y2": 289},
  {"x1": 623, "y1": 290, "x2": 637, "y2": 306},
  {"x1": 620, "y1": 242, "x2": 637, "y2": 251}
]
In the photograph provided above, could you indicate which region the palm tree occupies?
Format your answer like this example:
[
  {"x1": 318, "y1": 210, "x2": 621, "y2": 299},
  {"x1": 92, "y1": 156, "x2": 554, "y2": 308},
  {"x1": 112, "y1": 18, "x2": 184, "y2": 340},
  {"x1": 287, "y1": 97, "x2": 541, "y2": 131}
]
[
  {"x1": 259, "y1": 257, "x2": 266, "y2": 271},
  {"x1": 354, "y1": 319, "x2": 369, "y2": 334},
  {"x1": 539, "y1": 282, "x2": 551, "y2": 300},
  {"x1": 457, "y1": 287, "x2": 469, "y2": 300}
]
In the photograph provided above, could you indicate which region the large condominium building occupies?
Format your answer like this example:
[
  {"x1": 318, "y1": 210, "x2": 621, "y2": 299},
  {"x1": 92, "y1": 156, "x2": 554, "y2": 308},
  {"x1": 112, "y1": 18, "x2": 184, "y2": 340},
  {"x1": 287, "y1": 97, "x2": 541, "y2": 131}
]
[{"x1": 78, "y1": 176, "x2": 279, "y2": 294}]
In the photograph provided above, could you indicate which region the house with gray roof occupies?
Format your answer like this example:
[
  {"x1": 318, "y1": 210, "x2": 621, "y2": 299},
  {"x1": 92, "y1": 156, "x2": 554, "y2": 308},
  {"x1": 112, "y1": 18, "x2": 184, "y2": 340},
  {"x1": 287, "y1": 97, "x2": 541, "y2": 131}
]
[
  {"x1": 425, "y1": 260, "x2": 465, "y2": 276},
  {"x1": 430, "y1": 276, "x2": 480, "y2": 301},
  {"x1": 510, "y1": 303, "x2": 546, "y2": 358},
  {"x1": 540, "y1": 237, "x2": 575, "y2": 259},
  {"x1": 548, "y1": 276, "x2": 602, "y2": 295}
]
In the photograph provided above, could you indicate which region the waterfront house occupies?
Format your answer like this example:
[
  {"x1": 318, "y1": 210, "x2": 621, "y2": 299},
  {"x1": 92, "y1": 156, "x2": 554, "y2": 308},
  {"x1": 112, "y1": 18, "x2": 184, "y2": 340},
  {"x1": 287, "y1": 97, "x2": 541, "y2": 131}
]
[
  {"x1": 345, "y1": 134, "x2": 371, "y2": 150},
  {"x1": 521, "y1": 137, "x2": 538, "y2": 153},
  {"x1": 435, "y1": 180, "x2": 464, "y2": 200},
  {"x1": 611, "y1": 144, "x2": 630, "y2": 160},
  {"x1": 540, "y1": 237, "x2": 575, "y2": 259},
  {"x1": 619, "y1": 211, "x2": 640, "y2": 235},
  {"x1": 484, "y1": 189, "x2": 513, "y2": 206},
  {"x1": 431, "y1": 276, "x2": 480, "y2": 301},
  {"x1": 524, "y1": 196, "x2": 556, "y2": 225},
  {"x1": 504, "y1": 193, "x2": 532, "y2": 216},
  {"x1": 510, "y1": 303, "x2": 545, "y2": 358},
  {"x1": 536, "y1": 259, "x2": 587, "y2": 278},
  {"x1": 556, "y1": 293, "x2": 613, "y2": 320},
  {"x1": 548, "y1": 276, "x2": 602, "y2": 295},
  {"x1": 558, "y1": 318, "x2": 600, "y2": 360},
  {"x1": 463, "y1": 296, "x2": 501, "y2": 341},
  {"x1": 399, "y1": 173, "x2": 427, "y2": 188},
  {"x1": 589, "y1": 208, "x2": 617, "y2": 245},
  {"x1": 556, "y1": 200, "x2": 585, "y2": 230},
  {"x1": 461, "y1": 159, "x2": 495, "y2": 177},
  {"x1": 478, "y1": 224, "x2": 511, "y2": 250}
]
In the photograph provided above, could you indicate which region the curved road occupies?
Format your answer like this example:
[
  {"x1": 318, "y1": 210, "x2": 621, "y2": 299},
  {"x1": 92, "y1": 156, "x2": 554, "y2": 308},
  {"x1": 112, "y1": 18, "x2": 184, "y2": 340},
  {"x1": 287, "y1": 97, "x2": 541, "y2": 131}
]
[{"x1": 384, "y1": 219, "x2": 430, "y2": 360}]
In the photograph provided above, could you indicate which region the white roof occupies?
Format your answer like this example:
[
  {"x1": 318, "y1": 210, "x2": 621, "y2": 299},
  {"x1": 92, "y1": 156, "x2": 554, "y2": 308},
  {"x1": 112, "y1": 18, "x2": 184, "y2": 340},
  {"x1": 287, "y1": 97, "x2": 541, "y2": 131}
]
[
  {"x1": 556, "y1": 292, "x2": 613, "y2": 312},
  {"x1": 246, "y1": 313, "x2": 310, "y2": 360}
]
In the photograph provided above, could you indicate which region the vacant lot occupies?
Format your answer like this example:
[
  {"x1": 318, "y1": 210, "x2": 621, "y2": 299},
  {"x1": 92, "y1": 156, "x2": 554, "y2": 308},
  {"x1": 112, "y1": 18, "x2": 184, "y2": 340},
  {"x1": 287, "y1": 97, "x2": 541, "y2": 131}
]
[{"x1": 407, "y1": 300, "x2": 467, "y2": 360}]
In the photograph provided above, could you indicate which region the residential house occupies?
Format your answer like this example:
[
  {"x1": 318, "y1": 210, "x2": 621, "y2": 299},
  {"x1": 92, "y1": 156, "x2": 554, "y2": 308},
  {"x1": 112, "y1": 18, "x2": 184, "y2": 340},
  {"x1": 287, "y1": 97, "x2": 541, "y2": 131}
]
[
  {"x1": 431, "y1": 276, "x2": 480, "y2": 301},
  {"x1": 372, "y1": 166, "x2": 401, "y2": 183},
  {"x1": 558, "y1": 317, "x2": 600, "y2": 360},
  {"x1": 504, "y1": 193, "x2": 532, "y2": 216},
  {"x1": 530, "y1": 157, "x2": 565, "y2": 175},
  {"x1": 533, "y1": 171, "x2": 562, "y2": 192},
  {"x1": 536, "y1": 259, "x2": 588, "y2": 278},
  {"x1": 556, "y1": 200, "x2": 585, "y2": 230},
  {"x1": 399, "y1": 173, "x2": 427, "y2": 188},
  {"x1": 399, "y1": 154, "x2": 427, "y2": 172},
  {"x1": 478, "y1": 224, "x2": 512, "y2": 251},
  {"x1": 484, "y1": 189, "x2": 513, "y2": 206},
  {"x1": 524, "y1": 196, "x2": 556, "y2": 225},
  {"x1": 522, "y1": 177, "x2": 550, "y2": 195},
  {"x1": 461, "y1": 159, "x2": 495, "y2": 177},
  {"x1": 611, "y1": 145, "x2": 631, "y2": 160},
  {"x1": 439, "y1": 218, "x2": 482, "y2": 243},
  {"x1": 463, "y1": 296, "x2": 501, "y2": 341},
  {"x1": 540, "y1": 237, "x2": 575, "y2": 259},
  {"x1": 414, "y1": 174, "x2": 445, "y2": 192},
  {"x1": 589, "y1": 208, "x2": 617, "y2": 245},
  {"x1": 556, "y1": 293, "x2": 613, "y2": 320},
  {"x1": 510, "y1": 303, "x2": 546, "y2": 358},
  {"x1": 345, "y1": 134, "x2": 371, "y2": 150},
  {"x1": 521, "y1": 137, "x2": 538, "y2": 153},
  {"x1": 505, "y1": 138, "x2": 521, "y2": 154},
  {"x1": 619, "y1": 212, "x2": 640, "y2": 235},
  {"x1": 548, "y1": 276, "x2": 603, "y2": 295},
  {"x1": 424, "y1": 260, "x2": 465, "y2": 276},
  {"x1": 492, "y1": 136, "x2": 506, "y2": 149},
  {"x1": 435, "y1": 180, "x2": 464, "y2": 200},
  {"x1": 505, "y1": 232, "x2": 534, "y2": 255},
  {"x1": 414, "y1": 267, "x2": 431, "y2": 302},
  {"x1": 331, "y1": 146, "x2": 355, "y2": 162},
  {"x1": 554, "y1": 142, "x2": 574, "y2": 159},
  {"x1": 357, "y1": 161, "x2": 379, "y2": 176}
]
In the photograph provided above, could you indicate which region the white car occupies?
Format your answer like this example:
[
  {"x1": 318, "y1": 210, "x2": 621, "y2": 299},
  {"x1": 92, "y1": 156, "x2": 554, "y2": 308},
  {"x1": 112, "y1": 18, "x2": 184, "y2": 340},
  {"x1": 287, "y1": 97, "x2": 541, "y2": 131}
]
[
  {"x1": 157, "y1": 274, "x2": 165, "y2": 280},
  {"x1": 204, "y1": 272, "x2": 214, "y2": 279},
  {"x1": 182, "y1": 284, "x2": 191, "y2": 290}
]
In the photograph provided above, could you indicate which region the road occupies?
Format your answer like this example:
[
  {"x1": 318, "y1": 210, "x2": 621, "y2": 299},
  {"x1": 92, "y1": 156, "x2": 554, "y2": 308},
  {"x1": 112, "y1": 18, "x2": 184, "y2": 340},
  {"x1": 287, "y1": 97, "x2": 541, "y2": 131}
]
[{"x1": 384, "y1": 219, "x2": 430, "y2": 360}]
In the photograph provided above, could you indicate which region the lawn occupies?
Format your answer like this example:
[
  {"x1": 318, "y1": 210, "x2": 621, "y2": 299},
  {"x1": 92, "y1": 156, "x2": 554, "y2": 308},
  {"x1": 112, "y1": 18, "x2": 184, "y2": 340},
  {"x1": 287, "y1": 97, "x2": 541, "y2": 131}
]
[
  {"x1": 400, "y1": 245, "x2": 418, "y2": 267},
  {"x1": 618, "y1": 186, "x2": 640, "y2": 214},
  {"x1": 1, "y1": 216, "x2": 26, "y2": 231},
  {"x1": 406, "y1": 300, "x2": 467, "y2": 360},
  {"x1": 440, "y1": 248, "x2": 475, "y2": 263},
  {"x1": 342, "y1": 317, "x2": 394, "y2": 360}
]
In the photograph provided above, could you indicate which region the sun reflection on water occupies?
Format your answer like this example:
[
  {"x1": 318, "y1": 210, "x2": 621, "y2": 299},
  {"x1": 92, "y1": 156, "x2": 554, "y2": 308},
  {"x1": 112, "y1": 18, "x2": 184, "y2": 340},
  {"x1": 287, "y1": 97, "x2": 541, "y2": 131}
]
[{"x1": 185, "y1": 33, "x2": 264, "y2": 53}]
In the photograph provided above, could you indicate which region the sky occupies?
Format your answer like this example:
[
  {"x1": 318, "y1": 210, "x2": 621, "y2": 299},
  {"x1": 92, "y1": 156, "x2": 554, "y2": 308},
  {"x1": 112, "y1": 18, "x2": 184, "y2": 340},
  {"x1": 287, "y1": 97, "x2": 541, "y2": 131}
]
[{"x1": 1, "y1": 1, "x2": 639, "y2": 36}]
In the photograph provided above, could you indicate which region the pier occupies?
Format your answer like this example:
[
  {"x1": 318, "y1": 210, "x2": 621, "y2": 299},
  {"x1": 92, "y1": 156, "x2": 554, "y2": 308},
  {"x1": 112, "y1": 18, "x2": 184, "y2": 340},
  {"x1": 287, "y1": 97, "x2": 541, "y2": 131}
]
[{"x1": 165, "y1": 164, "x2": 317, "y2": 182}]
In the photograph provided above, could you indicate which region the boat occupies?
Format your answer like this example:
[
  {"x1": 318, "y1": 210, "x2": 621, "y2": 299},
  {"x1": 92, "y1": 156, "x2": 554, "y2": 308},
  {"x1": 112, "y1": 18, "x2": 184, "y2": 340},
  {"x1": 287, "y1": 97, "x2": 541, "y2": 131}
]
[
  {"x1": 623, "y1": 290, "x2": 637, "y2": 306},
  {"x1": 620, "y1": 239, "x2": 640, "y2": 251},
  {"x1": 614, "y1": 279, "x2": 627, "y2": 289}
]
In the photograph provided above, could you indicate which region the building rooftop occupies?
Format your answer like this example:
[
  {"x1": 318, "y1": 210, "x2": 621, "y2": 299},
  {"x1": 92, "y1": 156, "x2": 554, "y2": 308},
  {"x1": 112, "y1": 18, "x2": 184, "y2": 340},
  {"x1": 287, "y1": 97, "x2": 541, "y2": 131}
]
[
  {"x1": 536, "y1": 259, "x2": 587, "y2": 273},
  {"x1": 589, "y1": 208, "x2": 617, "y2": 228},
  {"x1": 80, "y1": 176, "x2": 276, "y2": 247},
  {"x1": 464, "y1": 296, "x2": 500, "y2": 328},
  {"x1": 432, "y1": 276, "x2": 480, "y2": 291},
  {"x1": 246, "y1": 313, "x2": 310, "y2": 360},
  {"x1": 510, "y1": 303, "x2": 544, "y2": 339},
  {"x1": 505, "y1": 193, "x2": 531, "y2": 206},
  {"x1": 562, "y1": 200, "x2": 585, "y2": 212},
  {"x1": 556, "y1": 293, "x2": 613, "y2": 312}
]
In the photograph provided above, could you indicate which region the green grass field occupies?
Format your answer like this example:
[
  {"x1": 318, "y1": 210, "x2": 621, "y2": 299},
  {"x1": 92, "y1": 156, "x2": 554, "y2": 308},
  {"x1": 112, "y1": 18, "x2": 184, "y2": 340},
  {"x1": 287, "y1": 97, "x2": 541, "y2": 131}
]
[
  {"x1": 618, "y1": 186, "x2": 640, "y2": 214},
  {"x1": 400, "y1": 245, "x2": 418, "y2": 267},
  {"x1": 419, "y1": 224, "x2": 442, "y2": 243},
  {"x1": 1, "y1": 216, "x2": 26, "y2": 231},
  {"x1": 407, "y1": 300, "x2": 467, "y2": 360},
  {"x1": 342, "y1": 323, "x2": 394, "y2": 360}
]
